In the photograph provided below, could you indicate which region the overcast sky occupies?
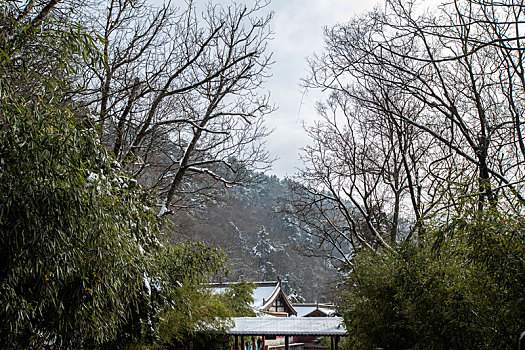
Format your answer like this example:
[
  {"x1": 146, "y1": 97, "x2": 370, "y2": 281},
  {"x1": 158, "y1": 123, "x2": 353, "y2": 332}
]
[
  {"x1": 200, "y1": 0, "x2": 378, "y2": 178},
  {"x1": 258, "y1": 0, "x2": 378, "y2": 178}
]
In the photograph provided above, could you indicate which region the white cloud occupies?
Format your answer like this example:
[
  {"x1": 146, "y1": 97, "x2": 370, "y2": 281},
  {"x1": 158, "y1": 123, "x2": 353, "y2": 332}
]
[
  {"x1": 189, "y1": 0, "x2": 379, "y2": 178},
  {"x1": 262, "y1": 0, "x2": 378, "y2": 178}
]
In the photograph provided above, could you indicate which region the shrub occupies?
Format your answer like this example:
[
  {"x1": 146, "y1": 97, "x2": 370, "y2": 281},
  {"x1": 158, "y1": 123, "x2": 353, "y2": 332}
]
[{"x1": 340, "y1": 207, "x2": 525, "y2": 349}]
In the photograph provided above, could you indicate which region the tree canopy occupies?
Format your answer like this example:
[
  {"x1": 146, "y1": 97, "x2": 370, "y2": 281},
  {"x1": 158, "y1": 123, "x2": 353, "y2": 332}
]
[
  {"x1": 290, "y1": 0, "x2": 525, "y2": 348},
  {"x1": 0, "y1": 0, "x2": 261, "y2": 348}
]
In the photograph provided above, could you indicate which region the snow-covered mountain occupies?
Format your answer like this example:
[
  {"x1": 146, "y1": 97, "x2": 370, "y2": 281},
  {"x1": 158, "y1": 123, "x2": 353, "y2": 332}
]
[{"x1": 169, "y1": 173, "x2": 339, "y2": 302}]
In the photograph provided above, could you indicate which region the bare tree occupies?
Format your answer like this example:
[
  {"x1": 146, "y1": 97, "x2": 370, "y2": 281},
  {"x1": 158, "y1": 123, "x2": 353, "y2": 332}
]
[
  {"x1": 290, "y1": 0, "x2": 525, "y2": 266},
  {"x1": 77, "y1": 0, "x2": 274, "y2": 214},
  {"x1": 456, "y1": 0, "x2": 525, "y2": 205},
  {"x1": 374, "y1": 0, "x2": 524, "y2": 206},
  {"x1": 288, "y1": 82, "x2": 431, "y2": 266}
]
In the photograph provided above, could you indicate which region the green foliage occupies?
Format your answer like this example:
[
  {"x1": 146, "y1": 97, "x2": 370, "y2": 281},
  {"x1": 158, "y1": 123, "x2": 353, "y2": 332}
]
[
  {"x1": 0, "y1": 2, "x2": 101, "y2": 101},
  {"x1": 0, "y1": 3, "x2": 240, "y2": 348},
  {"x1": 216, "y1": 281, "x2": 256, "y2": 317},
  {"x1": 340, "y1": 206, "x2": 525, "y2": 350},
  {"x1": 154, "y1": 280, "x2": 255, "y2": 350},
  {"x1": 0, "y1": 3, "x2": 171, "y2": 347},
  {"x1": 0, "y1": 92, "x2": 167, "y2": 347},
  {"x1": 101, "y1": 242, "x2": 231, "y2": 349}
]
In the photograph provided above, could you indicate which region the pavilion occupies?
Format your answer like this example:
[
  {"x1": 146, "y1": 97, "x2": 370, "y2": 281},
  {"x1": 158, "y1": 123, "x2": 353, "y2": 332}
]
[{"x1": 227, "y1": 316, "x2": 347, "y2": 350}]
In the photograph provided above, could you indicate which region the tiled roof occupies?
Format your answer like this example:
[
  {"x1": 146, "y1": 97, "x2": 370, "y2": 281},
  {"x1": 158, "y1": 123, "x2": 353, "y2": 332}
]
[
  {"x1": 253, "y1": 284, "x2": 279, "y2": 309},
  {"x1": 227, "y1": 317, "x2": 347, "y2": 336},
  {"x1": 293, "y1": 304, "x2": 336, "y2": 317}
]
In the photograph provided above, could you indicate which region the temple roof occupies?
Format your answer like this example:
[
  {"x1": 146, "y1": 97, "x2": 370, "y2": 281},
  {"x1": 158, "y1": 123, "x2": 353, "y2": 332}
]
[
  {"x1": 226, "y1": 317, "x2": 347, "y2": 336},
  {"x1": 293, "y1": 303, "x2": 337, "y2": 317},
  {"x1": 209, "y1": 280, "x2": 297, "y2": 316},
  {"x1": 252, "y1": 281, "x2": 280, "y2": 309}
]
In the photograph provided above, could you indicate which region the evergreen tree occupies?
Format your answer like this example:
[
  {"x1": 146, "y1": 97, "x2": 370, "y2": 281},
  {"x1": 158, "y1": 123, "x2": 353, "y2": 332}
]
[{"x1": 252, "y1": 226, "x2": 277, "y2": 280}]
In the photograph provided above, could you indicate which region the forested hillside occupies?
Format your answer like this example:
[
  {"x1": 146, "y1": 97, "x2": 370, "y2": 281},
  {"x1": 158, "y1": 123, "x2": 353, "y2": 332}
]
[{"x1": 170, "y1": 173, "x2": 339, "y2": 302}]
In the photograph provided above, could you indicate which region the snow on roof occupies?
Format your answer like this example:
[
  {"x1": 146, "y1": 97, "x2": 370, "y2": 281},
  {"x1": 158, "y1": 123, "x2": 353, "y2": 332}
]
[
  {"x1": 227, "y1": 317, "x2": 347, "y2": 336},
  {"x1": 293, "y1": 303, "x2": 336, "y2": 317},
  {"x1": 317, "y1": 307, "x2": 336, "y2": 316},
  {"x1": 208, "y1": 281, "x2": 281, "y2": 311},
  {"x1": 293, "y1": 306, "x2": 317, "y2": 317},
  {"x1": 252, "y1": 284, "x2": 279, "y2": 308}
]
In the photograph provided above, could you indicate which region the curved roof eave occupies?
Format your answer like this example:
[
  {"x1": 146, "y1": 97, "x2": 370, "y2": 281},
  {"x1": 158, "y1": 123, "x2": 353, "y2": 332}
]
[{"x1": 260, "y1": 286, "x2": 297, "y2": 316}]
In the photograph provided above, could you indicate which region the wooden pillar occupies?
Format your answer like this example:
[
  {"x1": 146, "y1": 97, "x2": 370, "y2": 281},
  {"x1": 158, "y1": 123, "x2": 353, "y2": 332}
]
[
  {"x1": 330, "y1": 336, "x2": 334, "y2": 350},
  {"x1": 234, "y1": 335, "x2": 238, "y2": 350},
  {"x1": 252, "y1": 336, "x2": 256, "y2": 350},
  {"x1": 262, "y1": 336, "x2": 265, "y2": 350},
  {"x1": 241, "y1": 336, "x2": 244, "y2": 350},
  {"x1": 335, "y1": 336, "x2": 340, "y2": 350},
  {"x1": 285, "y1": 335, "x2": 289, "y2": 350}
]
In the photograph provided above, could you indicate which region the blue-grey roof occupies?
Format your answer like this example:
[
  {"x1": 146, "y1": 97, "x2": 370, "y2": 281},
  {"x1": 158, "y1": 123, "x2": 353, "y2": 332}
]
[{"x1": 227, "y1": 317, "x2": 347, "y2": 336}]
